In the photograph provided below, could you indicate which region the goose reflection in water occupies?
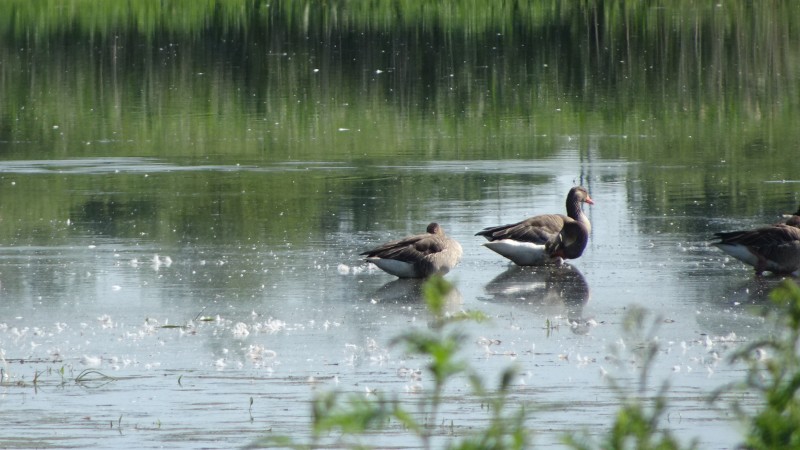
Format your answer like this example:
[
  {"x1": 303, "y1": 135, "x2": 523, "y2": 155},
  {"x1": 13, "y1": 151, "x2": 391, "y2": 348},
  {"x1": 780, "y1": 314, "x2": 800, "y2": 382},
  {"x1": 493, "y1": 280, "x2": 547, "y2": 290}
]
[
  {"x1": 367, "y1": 278, "x2": 464, "y2": 315},
  {"x1": 481, "y1": 264, "x2": 592, "y2": 334}
]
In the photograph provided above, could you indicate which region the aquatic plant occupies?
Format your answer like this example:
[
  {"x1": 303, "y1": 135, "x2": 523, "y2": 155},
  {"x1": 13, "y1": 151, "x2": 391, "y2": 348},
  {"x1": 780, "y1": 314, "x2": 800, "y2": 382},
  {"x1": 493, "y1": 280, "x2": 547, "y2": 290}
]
[
  {"x1": 74, "y1": 369, "x2": 118, "y2": 390},
  {"x1": 562, "y1": 306, "x2": 697, "y2": 450},
  {"x1": 714, "y1": 279, "x2": 800, "y2": 449},
  {"x1": 255, "y1": 278, "x2": 800, "y2": 449},
  {"x1": 388, "y1": 276, "x2": 527, "y2": 450},
  {"x1": 567, "y1": 279, "x2": 800, "y2": 450},
  {"x1": 253, "y1": 275, "x2": 529, "y2": 449}
]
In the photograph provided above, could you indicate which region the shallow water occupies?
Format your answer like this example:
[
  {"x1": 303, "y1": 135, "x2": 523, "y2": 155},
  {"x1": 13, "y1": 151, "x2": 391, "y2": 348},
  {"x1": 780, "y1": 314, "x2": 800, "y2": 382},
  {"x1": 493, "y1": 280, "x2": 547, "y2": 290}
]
[
  {"x1": 0, "y1": 155, "x2": 783, "y2": 449},
  {"x1": 2, "y1": 2, "x2": 800, "y2": 448}
]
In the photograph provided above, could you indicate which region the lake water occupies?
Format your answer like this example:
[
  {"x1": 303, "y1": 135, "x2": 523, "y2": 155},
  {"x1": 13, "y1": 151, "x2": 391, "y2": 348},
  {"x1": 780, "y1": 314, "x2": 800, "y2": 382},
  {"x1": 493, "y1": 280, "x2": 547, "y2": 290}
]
[{"x1": 1, "y1": 2, "x2": 800, "y2": 449}]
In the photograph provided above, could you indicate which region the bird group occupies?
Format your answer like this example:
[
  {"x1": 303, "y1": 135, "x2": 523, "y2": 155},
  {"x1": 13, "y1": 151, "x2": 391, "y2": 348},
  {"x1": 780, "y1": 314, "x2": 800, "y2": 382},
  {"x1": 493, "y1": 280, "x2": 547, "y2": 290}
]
[
  {"x1": 360, "y1": 186, "x2": 800, "y2": 279},
  {"x1": 360, "y1": 186, "x2": 594, "y2": 278}
]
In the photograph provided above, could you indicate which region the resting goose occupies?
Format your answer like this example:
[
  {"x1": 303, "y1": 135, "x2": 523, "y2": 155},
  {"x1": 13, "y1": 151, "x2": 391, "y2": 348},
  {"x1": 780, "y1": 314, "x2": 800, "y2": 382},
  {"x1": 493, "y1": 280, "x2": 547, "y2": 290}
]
[
  {"x1": 361, "y1": 222, "x2": 463, "y2": 278},
  {"x1": 713, "y1": 224, "x2": 800, "y2": 276},
  {"x1": 476, "y1": 186, "x2": 594, "y2": 265},
  {"x1": 782, "y1": 205, "x2": 800, "y2": 228}
]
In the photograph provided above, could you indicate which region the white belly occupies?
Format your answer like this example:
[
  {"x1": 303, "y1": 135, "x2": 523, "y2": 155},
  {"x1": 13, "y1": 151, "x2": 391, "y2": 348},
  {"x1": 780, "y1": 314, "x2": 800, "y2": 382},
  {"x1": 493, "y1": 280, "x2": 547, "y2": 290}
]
[
  {"x1": 483, "y1": 240, "x2": 560, "y2": 266},
  {"x1": 714, "y1": 244, "x2": 760, "y2": 267},
  {"x1": 366, "y1": 258, "x2": 419, "y2": 278}
]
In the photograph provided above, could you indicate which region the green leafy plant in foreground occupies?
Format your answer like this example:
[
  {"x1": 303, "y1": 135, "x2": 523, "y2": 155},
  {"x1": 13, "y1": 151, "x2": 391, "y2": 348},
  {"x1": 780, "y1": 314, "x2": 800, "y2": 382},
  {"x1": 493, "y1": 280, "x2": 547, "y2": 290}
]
[
  {"x1": 714, "y1": 279, "x2": 800, "y2": 450},
  {"x1": 255, "y1": 277, "x2": 800, "y2": 450},
  {"x1": 255, "y1": 275, "x2": 529, "y2": 449},
  {"x1": 576, "y1": 279, "x2": 800, "y2": 450},
  {"x1": 563, "y1": 306, "x2": 697, "y2": 450}
]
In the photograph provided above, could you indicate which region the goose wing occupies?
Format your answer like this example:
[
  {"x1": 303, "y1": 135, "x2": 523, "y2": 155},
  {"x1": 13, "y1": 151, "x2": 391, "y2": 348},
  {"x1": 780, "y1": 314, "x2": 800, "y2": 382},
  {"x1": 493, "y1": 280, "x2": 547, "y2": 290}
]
[
  {"x1": 361, "y1": 233, "x2": 445, "y2": 262},
  {"x1": 476, "y1": 214, "x2": 568, "y2": 244},
  {"x1": 714, "y1": 224, "x2": 800, "y2": 248}
]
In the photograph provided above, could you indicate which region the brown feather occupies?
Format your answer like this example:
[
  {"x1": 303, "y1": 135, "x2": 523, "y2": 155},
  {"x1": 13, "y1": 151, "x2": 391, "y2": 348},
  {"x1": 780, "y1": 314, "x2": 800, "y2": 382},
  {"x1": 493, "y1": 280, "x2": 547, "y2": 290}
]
[
  {"x1": 713, "y1": 224, "x2": 800, "y2": 275},
  {"x1": 476, "y1": 186, "x2": 593, "y2": 263},
  {"x1": 361, "y1": 222, "x2": 463, "y2": 278}
]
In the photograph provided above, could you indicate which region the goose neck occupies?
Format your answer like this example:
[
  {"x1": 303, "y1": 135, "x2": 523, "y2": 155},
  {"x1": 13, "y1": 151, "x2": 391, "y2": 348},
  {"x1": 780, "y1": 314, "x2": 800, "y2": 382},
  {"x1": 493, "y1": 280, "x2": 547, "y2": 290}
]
[{"x1": 566, "y1": 200, "x2": 588, "y2": 223}]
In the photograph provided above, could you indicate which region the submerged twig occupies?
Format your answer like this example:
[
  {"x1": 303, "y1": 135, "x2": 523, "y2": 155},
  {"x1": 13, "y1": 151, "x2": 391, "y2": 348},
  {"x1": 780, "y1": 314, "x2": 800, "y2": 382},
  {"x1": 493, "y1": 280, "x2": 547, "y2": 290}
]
[
  {"x1": 193, "y1": 306, "x2": 209, "y2": 322},
  {"x1": 75, "y1": 369, "x2": 117, "y2": 387}
]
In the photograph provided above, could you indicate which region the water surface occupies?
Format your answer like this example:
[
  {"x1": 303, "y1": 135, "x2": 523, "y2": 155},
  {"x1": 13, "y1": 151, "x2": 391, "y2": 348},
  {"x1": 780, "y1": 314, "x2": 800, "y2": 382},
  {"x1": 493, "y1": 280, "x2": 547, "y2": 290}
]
[{"x1": 2, "y1": 2, "x2": 800, "y2": 449}]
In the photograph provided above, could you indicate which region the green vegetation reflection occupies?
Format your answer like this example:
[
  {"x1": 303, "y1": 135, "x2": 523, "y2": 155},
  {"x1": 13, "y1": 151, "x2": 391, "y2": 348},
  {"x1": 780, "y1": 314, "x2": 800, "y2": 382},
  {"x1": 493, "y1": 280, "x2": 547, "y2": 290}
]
[
  {"x1": 1, "y1": 1, "x2": 799, "y2": 234},
  {"x1": 1, "y1": 1, "x2": 798, "y2": 165}
]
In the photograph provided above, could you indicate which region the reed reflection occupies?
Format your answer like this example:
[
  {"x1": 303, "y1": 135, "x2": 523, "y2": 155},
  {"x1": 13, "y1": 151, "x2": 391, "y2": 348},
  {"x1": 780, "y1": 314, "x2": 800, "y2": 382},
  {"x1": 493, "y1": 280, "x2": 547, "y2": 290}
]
[{"x1": 481, "y1": 265, "x2": 592, "y2": 334}]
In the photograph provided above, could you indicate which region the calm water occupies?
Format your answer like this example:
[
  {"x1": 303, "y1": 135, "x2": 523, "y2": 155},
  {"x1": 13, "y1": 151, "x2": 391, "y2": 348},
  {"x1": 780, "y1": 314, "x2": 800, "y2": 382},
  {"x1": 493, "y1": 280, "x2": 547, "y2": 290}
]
[{"x1": 2, "y1": 2, "x2": 800, "y2": 449}]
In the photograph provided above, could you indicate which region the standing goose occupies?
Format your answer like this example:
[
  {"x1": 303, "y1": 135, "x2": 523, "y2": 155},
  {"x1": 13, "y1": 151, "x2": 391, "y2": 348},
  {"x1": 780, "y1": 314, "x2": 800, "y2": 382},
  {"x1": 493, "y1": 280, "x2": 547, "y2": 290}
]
[
  {"x1": 361, "y1": 222, "x2": 463, "y2": 278},
  {"x1": 476, "y1": 186, "x2": 594, "y2": 266},
  {"x1": 713, "y1": 224, "x2": 800, "y2": 276}
]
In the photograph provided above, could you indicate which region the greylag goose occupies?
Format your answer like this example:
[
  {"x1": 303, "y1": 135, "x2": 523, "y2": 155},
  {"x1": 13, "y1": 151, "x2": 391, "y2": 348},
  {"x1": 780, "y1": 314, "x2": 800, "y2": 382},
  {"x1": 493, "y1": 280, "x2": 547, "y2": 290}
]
[
  {"x1": 782, "y1": 205, "x2": 800, "y2": 228},
  {"x1": 476, "y1": 186, "x2": 593, "y2": 265},
  {"x1": 361, "y1": 222, "x2": 463, "y2": 278},
  {"x1": 713, "y1": 224, "x2": 800, "y2": 276}
]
